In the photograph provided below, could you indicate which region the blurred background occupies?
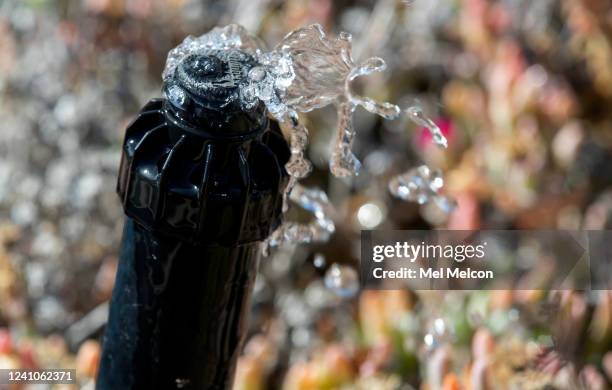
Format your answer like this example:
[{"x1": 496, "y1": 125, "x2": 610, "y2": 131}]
[{"x1": 1, "y1": 0, "x2": 612, "y2": 389}]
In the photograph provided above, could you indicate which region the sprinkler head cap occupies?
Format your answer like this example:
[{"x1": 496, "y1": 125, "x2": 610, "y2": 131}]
[
  {"x1": 163, "y1": 49, "x2": 258, "y2": 115},
  {"x1": 162, "y1": 49, "x2": 266, "y2": 135}
]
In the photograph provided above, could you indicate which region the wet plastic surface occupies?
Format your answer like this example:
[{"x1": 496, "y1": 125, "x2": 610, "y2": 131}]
[
  {"x1": 98, "y1": 50, "x2": 289, "y2": 389},
  {"x1": 116, "y1": 98, "x2": 288, "y2": 245},
  {"x1": 98, "y1": 220, "x2": 261, "y2": 389}
]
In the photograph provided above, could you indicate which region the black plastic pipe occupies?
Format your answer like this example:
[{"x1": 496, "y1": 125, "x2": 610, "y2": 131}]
[{"x1": 97, "y1": 50, "x2": 289, "y2": 389}]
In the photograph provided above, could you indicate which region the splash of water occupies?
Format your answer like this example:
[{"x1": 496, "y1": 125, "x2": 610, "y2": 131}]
[
  {"x1": 390, "y1": 107, "x2": 454, "y2": 215},
  {"x1": 262, "y1": 184, "x2": 335, "y2": 256},
  {"x1": 405, "y1": 106, "x2": 448, "y2": 148},
  {"x1": 163, "y1": 24, "x2": 264, "y2": 80},
  {"x1": 164, "y1": 25, "x2": 461, "y2": 251},
  {"x1": 165, "y1": 24, "x2": 399, "y2": 183},
  {"x1": 164, "y1": 24, "x2": 401, "y2": 249},
  {"x1": 250, "y1": 25, "x2": 400, "y2": 205},
  {"x1": 389, "y1": 165, "x2": 456, "y2": 214}
]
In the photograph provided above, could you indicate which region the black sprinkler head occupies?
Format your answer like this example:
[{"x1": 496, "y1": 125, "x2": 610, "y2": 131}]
[
  {"x1": 98, "y1": 43, "x2": 289, "y2": 390},
  {"x1": 162, "y1": 50, "x2": 262, "y2": 134}
]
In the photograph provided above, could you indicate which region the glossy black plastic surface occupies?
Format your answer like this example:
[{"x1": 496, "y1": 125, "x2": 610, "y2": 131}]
[
  {"x1": 98, "y1": 220, "x2": 260, "y2": 390},
  {"x1": 98, "y1": 49, "x2": 289, "y2": 389},
  {"x1": 116, "y1": 98, "x2": 289, "y2": 246}
]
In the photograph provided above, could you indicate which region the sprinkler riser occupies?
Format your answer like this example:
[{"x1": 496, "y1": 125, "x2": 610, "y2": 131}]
[{"x1": 98, "y1": 85, "x2": 289, "y2": 389}]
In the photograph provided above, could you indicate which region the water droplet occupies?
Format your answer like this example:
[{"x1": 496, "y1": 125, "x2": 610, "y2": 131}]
[
  {"x1": 324, "y1": 264, "x2": 359, "y2": 298},
  {"x1": 405, "y1": 106, "x2": 448, "y2": 149},
  {"x1": 313, "y1": 253, "x2": 326, "y2": 269},
  {"x1": 330, "y1": 101, "x2": 361, "y2": 177},
  {"x1": 389, "y1": 165, "x2": 456, "y2": 214},
  {"x1": 262, "y1": 184, "x2": 335, "y2": 254},
  {"x1": 166, "y1": 84, "x2": 187, "y2": 107},
  {"x1": 357, "y1": 202, "x2": 385, "y2": 229},
  {"x1": 248, "y1": 66, "x2": 266, "y2": 81}
]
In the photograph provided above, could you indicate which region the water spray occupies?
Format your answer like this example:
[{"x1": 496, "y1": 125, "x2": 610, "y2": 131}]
[{"x1": 97, "y1": 23, "x2": 453, "y2": 389}]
